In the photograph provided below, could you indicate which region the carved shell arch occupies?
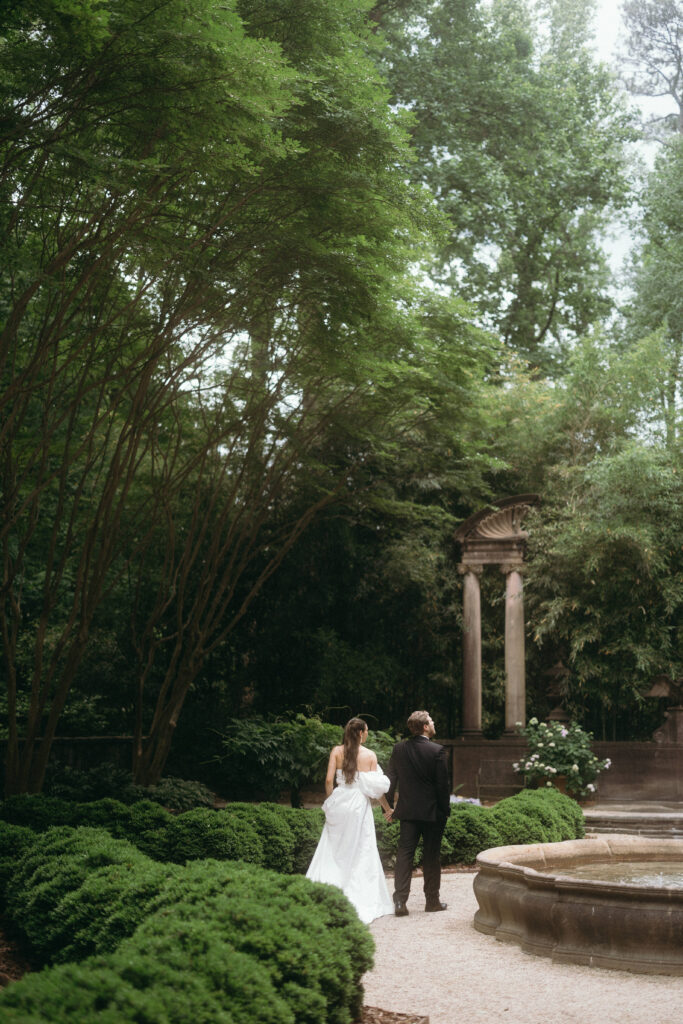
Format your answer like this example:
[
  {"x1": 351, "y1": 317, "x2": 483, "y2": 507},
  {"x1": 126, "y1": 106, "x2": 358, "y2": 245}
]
[
  {"x1": 454, "y1": 495, "x2": 540, "y2": 556},
  {"x1": 474, "y1": 504, "x2": 530, "y2": 540}
]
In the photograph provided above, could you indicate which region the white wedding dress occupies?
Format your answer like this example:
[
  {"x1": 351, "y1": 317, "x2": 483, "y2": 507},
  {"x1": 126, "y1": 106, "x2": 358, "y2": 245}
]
[{"x1": 306, "y1": 767, "x2": 394, "y2": 924}]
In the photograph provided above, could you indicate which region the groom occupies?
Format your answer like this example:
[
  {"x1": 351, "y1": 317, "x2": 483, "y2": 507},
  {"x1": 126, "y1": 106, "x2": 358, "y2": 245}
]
[{"x1": 385, "y1": 710, "x2": 450, "y2": 916}]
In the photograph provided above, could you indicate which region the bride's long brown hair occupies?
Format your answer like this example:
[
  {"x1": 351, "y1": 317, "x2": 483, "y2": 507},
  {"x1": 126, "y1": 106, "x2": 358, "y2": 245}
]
[{"x1": 342, "y1": 717, "x2": 367, "y2": 783}]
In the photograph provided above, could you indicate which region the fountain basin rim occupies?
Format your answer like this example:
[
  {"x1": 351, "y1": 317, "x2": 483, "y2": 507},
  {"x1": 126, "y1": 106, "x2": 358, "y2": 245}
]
[
  {"x1": 477, "y1": 837, "x2": 683, "y2": 898},
  {"x1": 486, "y1": 860, "x2": 683, "y2": 897},
  {"x1": 473, "y1": 835, "x2": 683, "y2": 975},
  {"x1": 476, "y1": 834, "x2": 683, "y2": 869}
]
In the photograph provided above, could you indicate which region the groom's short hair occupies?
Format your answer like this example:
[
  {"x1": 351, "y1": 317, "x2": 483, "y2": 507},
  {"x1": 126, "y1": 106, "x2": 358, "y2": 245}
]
[{"x1": 407, "y1": 710, "x2": 430, "y2": 735}]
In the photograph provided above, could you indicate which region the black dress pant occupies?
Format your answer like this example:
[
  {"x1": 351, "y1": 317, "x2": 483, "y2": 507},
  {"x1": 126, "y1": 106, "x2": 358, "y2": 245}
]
[{"x1": 393, "y1": 817, "x2": 446, "y2": 903}]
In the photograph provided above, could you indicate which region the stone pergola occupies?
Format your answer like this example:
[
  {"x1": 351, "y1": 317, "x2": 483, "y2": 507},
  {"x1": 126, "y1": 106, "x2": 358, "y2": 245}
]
[{"x1": 455, "y1": 495, "x2": 539, "y2": 735}]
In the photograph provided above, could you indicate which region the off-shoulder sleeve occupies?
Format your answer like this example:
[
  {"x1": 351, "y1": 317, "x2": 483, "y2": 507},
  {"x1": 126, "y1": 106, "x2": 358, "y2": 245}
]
[{"x1": 356, "y1": 767, "x2": 391, "y2": 799}]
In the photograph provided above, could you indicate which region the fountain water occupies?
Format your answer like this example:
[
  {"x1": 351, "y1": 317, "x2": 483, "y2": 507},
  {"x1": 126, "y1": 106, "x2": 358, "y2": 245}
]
[{"x1": 473, "y1": 836, "x2": 683, "y2": 975}]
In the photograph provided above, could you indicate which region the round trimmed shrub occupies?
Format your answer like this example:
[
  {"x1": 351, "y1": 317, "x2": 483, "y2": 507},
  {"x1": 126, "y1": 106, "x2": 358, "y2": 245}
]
[
  {"x1": 5, "y1": 827, "x2": 161, "y2": 965},
  {"x1": 267, "y1": 804, "x2": 324, "y2": 874},
  {"x1": 488, "y1": 804, "x2": 547, "y2": 846},
  {"x1": 442, "y1": 804, "x2": 502, "y2": 863},
  {"x1": 223, "y1": 803, "x2": 296, "y2": 873},
  {"x1": 0, "y1": 822, "x2": 37, "y2": 899},
  {"x1": 147, "y1": 859, "x2": 373, "y2": 1024},
  {"x1": 165, "y1": 807, "x2": 264, "y2": 865},
  {"x1": 532, "y1": 787, "x2": 586, "y2": 838},
  {"x1": 126, "y1": 799, "x2": 173, "y2": 834},
  {"x1": 75, "y1": 798, "x2": 132, "y2": 837},
  {"x1": 141, "y1": 776, "x2": 216, "y2": 812},
  {"x1": 126, "y1": 800, "x2": 174, "y2": 860},
  {"x1": 503, "y1": 790, "x2": 565, "y2": 842},
  {"x1": 0, "y1": 935, "x2": 294, "y2": 1024},
  {"x1": 0, "y1": 795, "x2": 78, "y2": 830}
]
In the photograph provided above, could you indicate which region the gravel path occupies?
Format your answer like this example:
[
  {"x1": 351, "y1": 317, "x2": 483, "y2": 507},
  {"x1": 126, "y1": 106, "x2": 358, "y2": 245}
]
[{"x1": 362, "y1": 871, "x2": 683, "y2": 1024}]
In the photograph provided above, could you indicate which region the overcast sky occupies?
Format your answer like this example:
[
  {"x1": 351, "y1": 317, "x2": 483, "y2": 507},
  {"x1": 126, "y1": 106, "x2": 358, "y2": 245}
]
[{"x1": 593, "y1": 0, "x2": 623, "y2": 62}]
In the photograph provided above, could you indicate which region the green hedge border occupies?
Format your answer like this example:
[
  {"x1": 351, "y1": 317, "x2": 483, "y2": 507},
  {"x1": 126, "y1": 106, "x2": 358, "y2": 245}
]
[
  {"x1": 0, "y1": 787, "x2": 584, "y2": 886},
  {"x1": 0, "y1": 828, "x2": 372, "y2": 1023}
]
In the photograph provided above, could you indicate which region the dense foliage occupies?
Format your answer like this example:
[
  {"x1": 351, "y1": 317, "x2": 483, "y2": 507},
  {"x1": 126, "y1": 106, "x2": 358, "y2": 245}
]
[
  {"x1": 2, "y1": 0, "x2": 682, "y2": 788},
  {"x1": 379, "y1": 0, "x2": 635, "y2": 371},
  {"x1": 211, "y1": 715, "x2": 397, "y2": 804}
]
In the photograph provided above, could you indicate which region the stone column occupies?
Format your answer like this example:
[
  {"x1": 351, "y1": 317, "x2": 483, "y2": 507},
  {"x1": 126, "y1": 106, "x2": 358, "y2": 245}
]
[
  {"x1": 502, "y1": 563, "x2": 525, "y2": 732},
  {"x1": 458, "y1": 564, "x2": 483, "y2": 734}
]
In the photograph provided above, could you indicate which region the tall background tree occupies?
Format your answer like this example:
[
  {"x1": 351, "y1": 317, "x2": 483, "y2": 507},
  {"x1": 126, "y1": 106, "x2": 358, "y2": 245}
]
[
  {"x1": 2, "y1": 0, "x2": 491, "y2": 791},
  {"x1": 621, "y1": 0, "x2": 683, "y2": 137},
  {"x1": 378, "y1": 0, "x2": 635, "y2": 373},
  {"x1": 3, "y1": 0, "x2": 681, "y2": 794}
]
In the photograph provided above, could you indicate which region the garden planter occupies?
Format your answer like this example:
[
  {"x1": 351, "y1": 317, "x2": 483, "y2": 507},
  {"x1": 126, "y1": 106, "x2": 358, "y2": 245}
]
[{"x1": 552, "y1": 774, "x2": 568, "y2": 794}]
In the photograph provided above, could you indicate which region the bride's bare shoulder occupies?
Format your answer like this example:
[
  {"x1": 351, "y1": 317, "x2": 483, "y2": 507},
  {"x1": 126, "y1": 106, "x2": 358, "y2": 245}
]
[{"x1": 357, "y1": 747, "x2": 377, "y2": 770}]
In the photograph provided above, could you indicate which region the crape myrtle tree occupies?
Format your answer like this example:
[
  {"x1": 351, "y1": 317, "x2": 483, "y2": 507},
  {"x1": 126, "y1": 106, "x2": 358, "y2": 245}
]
[
  {"x1": 0, "y1": 0, "x2": 301, "y2": 793},
  {"x1": 378, "y1": 0, "x2": 635, "y2": 374},
  {"x1": 0, "y1": 0, "x2": 483, "y2": 792}
]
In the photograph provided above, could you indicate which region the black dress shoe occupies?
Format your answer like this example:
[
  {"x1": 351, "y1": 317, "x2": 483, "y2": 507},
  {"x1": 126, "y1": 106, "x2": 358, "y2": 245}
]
[
  {"x1": 394, "y1": 899, "x2": 409, "y2": 917},
  {"x1": 425, "y1": 900, "x2": 447, "y2": 912}
]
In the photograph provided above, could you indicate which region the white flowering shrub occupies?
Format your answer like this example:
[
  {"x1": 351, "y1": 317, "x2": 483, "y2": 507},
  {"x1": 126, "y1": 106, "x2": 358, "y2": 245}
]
[{"x1": 513, "y1": 718, "x2": 611, "y2": 797}]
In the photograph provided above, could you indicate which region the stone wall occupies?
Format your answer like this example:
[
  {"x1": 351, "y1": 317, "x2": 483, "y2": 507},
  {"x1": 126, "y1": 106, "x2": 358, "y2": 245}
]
[{"x1": 443, "y1": 736, "x2": 683, "y2": 803}]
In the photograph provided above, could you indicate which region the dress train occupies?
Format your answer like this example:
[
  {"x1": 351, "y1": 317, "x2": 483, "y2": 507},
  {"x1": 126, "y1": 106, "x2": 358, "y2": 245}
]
[{"x1": 306, "y1": 767, "x2": 394, "y2": 924}]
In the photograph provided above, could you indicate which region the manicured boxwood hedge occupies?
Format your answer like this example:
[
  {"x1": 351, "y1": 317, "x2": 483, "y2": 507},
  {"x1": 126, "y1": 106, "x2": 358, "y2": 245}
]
[
  {"x1": 0, "y1": 786, "x2": 583, "y2": 883},
  {"x1": 4, "y1": 827, "x2": 178, "y2": 965},
  {"x1": 0, "y1": 829, "x2": 373, "y2": 1024}
]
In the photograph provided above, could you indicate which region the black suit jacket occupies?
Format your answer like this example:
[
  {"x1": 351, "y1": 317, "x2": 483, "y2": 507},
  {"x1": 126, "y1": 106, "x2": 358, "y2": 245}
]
[{"x1": 386, "y1": 735, "x2": 450, "y2": 822}]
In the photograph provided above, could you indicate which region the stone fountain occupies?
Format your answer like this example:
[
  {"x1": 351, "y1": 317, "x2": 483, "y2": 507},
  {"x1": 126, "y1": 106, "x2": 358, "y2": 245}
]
[{"x1": 473, "y1": 835, "x2": 683, "y2": 975}]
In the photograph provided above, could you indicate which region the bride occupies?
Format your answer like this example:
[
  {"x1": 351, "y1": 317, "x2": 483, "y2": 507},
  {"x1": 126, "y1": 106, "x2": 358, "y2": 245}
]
[{"x1": 306, "y1": 717, "x2": 394, "y2": 924}]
